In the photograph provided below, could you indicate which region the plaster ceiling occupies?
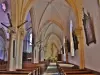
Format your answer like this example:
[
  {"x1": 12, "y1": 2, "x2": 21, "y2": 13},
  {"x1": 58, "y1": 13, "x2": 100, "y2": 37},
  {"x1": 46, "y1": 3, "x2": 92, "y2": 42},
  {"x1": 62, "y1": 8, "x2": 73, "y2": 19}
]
[
  {"x1": 33, "y1": 0, "x2": 71, "y2": 34},
  {"x1": 0, "y1": 0, "x2": 76, "y2": 50},
  {"x1": 31, "y1": 0, "x2": 76, "y2": 43}
]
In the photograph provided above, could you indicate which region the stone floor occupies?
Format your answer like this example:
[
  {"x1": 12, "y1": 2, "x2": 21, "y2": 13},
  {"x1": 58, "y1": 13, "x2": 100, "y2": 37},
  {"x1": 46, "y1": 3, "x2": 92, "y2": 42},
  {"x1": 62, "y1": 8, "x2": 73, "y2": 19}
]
[{"x1": 42, "y1": 63, "x2": 62, "y2": 75}]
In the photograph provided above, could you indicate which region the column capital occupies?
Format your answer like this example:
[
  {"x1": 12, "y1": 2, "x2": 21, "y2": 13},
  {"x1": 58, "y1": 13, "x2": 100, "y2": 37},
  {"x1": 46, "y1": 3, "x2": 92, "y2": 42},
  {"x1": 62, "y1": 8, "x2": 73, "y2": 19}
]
[
  {"x1": 75, "y1": 27, "x2": 84, "y2": 38},
  {"x1": 18, "y1": 28, "x2": 25, "y2": 39},
  {"x1": 75, "y1": 27, "x2": 85, "y2": 69},
  {"x1": 11, "y1": 34, "x2": 16, "y2": 39}
]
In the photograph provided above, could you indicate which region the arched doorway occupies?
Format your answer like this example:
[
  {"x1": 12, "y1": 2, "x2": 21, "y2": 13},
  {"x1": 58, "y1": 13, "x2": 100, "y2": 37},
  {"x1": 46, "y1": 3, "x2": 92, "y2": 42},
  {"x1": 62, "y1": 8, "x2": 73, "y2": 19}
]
[
  {"x1": 0, "y1": 27, "x2": 7, "y2": 70},
  {"x1": 23, "y1": 32, "x2": 32, "y2": 63},
  {"x1": 24, "y1": 0, "x2": 85, "y2": 69}
]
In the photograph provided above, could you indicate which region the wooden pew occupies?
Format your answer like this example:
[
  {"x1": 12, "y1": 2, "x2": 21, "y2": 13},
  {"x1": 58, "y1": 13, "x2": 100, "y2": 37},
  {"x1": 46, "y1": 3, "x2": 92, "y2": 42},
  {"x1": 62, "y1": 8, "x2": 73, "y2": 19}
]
[
  {"x1": 0, "y1": 62, "x2": 46, "y2": 75},
  {"x1": 22, "y1": 62, "x2": 46, "y2": 74},
  {"x1": 66, "y1": 74, "x2": 96, "y2": 75},
  {"x1": 64, "y1": 70, "x2": 92, "y2": 74},
  {"x1": 0, "y1": 71, "x2": 32, "y2": 75},
  {"x1": 58, "y1": 65, "x2": 95, "y2": 75},
  {"x1": 17, "y1": 63, "x2": 43, "y2": 75},
  {"x1": 16, "y1": 67, "x2": 39, "y2": 75},
  {"x1": 61, "y1": 69, "x2": 92, "y2": 75},
  {"x1": 0, "y1": 60, "x2": 7, "y2": 71}
]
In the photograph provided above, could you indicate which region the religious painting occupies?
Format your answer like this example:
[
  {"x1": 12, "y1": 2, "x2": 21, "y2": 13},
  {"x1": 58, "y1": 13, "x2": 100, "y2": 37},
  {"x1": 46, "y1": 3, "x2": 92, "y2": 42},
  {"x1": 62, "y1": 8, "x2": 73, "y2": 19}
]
[
  {"x1": 66, "y1": 40, "x2": 70, "y2": 52},
  {"x1": 83, "y1": 9, "x2": 96, "y2": 46},
  {"x1": 72, "y1": 31, "x2": 78, "y2": 50}
]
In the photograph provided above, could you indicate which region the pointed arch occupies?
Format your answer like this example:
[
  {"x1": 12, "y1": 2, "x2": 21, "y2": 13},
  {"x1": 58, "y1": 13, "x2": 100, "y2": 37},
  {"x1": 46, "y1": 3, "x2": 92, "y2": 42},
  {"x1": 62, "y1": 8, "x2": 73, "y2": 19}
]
[
  {"x1": 0, "y1": 27, "x2": 7, "y2": 41},
  {"x1": 44, "y1": 32, "x2": 62, "y2": 48},
  {"x1": 22, "y1": 0, "x2": 35, "y2": 21},
  {"x1": 39, "y1": 19, "x2": 65, "y2": 34},
  {"x1": 25, "y1": 0, "x2": 84, "y2": 69}
]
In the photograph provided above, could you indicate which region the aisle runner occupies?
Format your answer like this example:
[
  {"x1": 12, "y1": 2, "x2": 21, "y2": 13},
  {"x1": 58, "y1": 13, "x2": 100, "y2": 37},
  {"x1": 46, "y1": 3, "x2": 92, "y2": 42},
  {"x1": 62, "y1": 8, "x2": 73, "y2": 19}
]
[{"x1": 43, "y1": 63, "x2": 61, "y2": 75}]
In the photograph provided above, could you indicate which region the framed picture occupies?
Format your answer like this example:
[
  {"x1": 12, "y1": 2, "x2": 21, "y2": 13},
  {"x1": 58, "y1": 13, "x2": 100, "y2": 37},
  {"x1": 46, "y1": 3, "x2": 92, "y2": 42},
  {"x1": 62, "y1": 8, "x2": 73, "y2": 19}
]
[
  {"x1": 72, "y1": 31, "x2": 78, "y2": 50},
  {"x1": 83, "y1": 9, "x2": 96, "y2": 46}
]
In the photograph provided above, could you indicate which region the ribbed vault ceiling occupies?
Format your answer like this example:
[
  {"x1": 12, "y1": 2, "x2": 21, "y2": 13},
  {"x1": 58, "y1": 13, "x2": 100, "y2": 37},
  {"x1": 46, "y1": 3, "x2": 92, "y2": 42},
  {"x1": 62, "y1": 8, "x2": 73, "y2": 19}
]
[
  {"x1": 31, "y1": 0, "x2": 76, "y2": 43},
  {"x1": 29, "y1": 0, "x2": 76, "y2": 58},
  {"x1": 0, "y1": 0, "x2": 76, "y2": 56},
  {"x1": 33, "y1": 0, "x2": 72, "y2": 34}
]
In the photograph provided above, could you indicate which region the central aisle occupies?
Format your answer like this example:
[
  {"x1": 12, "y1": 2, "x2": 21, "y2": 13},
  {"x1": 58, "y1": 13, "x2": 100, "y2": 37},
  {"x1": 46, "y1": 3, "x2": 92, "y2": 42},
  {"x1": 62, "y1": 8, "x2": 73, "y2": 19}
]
[{"x1": 43, "y1": 63, "x2": 62, "y2": 75}]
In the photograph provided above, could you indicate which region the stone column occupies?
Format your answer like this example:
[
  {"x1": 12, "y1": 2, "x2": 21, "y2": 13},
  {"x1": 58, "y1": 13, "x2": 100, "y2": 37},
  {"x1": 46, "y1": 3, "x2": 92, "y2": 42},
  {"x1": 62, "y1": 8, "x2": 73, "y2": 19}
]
[
  {"x1": 75, "y1": 27, "x2": 85, "y2": 69},
  {"x1": 30, "y1": 7, "x2": 36, "y2": 63},
  {"x1": 41, "y1": 50, "x2": 44, "y2": 61},
  {"x1": 10, "y1": 0, "x2": 34, "y2": 69},
  {"x1": 9, "y1": 34, "x2": 16, "y2": 71},
  {"x1": 16, "y1": 29, "x2": 25, "y2": 69},
  {"x1": 34, "y1": 46, "x2": 39, "y2": 63},
  {"x1": 65, "y1": 37, "x2": 68, "y2": 63}
]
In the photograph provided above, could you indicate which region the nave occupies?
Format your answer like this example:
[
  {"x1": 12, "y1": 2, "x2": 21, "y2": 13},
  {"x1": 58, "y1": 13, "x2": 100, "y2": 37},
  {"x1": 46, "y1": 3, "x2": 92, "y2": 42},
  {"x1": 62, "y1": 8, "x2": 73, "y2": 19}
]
[
  {"x1": 43, "y1": 63, "x2": 61, "y2": 75},
  {"x1": 0, "y1": 0, "x2": 100, "y2": 75},
  {"x1": 0, "y1": 61, "x2": 97, "y2": 75}
]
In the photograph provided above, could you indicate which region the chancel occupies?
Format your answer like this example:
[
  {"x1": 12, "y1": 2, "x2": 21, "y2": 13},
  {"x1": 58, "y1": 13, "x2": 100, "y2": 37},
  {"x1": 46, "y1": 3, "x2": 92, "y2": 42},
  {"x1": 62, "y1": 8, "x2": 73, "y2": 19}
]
[{"x1": 0, "y1": 0, "x2": 100, "y2": 75}]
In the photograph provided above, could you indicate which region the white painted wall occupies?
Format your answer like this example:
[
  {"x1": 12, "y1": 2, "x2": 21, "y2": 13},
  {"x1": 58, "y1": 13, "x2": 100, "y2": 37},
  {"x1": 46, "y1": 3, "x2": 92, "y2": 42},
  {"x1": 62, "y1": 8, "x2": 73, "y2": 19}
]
[{"x1": 69, "y1": 0, "x2": 100, "y2": 72}]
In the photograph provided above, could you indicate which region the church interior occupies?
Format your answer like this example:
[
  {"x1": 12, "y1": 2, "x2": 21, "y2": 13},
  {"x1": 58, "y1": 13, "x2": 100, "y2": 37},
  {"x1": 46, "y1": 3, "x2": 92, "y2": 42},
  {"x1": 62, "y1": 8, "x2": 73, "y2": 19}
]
[{"x1": 0, "y1": 0, "x2": 100, "y2": 75}]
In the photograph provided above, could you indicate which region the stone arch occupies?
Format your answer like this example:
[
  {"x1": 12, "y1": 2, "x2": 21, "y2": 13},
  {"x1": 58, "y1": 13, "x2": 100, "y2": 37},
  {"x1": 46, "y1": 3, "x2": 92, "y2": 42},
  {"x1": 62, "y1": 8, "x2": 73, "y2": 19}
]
[
  {"x1": 23, "y1": 29, "x2": 32, "y2": 52},
  {"x1": 19, "y1": 0, "x2": 83, "y2": 37},
  {"x1": 0, "y1": 27, "x2": 7, "y2": 70},
  {"x1": 37, "y1": 1, "x2": 64, "y2": 33},
  {"x1": 23, "y1": 29, "x2": 32, "y2": 62},
  {"x1": 21, "y1": 0, "x2": 35, "y2": 21},
  {"x1": 39, "y1": 19, "x2": 65, "y2": 35},
  {"x1": 25, "y1": 0, "x2": 82, "y2": 31},
  {"x1": 65, "y1": 0, "x2": 85, "y2": 69},
  {"x1": 44, "y1": 33, "x2": 61, "y2": 60},
  {"x1": 38, "y1": 21, "x2": 63, "y2": 42},
  {"x1": 0, "y1": 27, "x2": 7, "y2": 41},
  {"x1": 44, "y1": 32, "x2": 62, "y2": 53},
  {"x1": 45, "y1": 32, "x2": 62, "y2": 45},
  {"x1": 25, "y1": 0, "x2": 84, "y2": 69},
  {"x1": 38, "y1": 32, "x2": 62, "y2": 53}
]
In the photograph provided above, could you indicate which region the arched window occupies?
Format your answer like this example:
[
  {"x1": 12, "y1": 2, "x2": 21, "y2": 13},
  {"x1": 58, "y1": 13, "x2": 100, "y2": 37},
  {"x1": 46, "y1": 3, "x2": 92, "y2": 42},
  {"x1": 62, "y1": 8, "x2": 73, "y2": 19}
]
[
  {"x1": 0, "y1": 28, "x2": 7, "y2": 61},
  {"x1": 0, "y1": 36, "x2": 5, "y2": 60},
  {"x1": 29, "y1": 33, "x2": 32, "y2": 45},
  {"x1": 23, "y1": 32, "x2": 32, "y2": 62},
  {"x1": 0, "y1": 28, "x2": 7, "y2": 70},
  {"x1": 70, "y1": 20, "x2": 75, "y2": 56}
]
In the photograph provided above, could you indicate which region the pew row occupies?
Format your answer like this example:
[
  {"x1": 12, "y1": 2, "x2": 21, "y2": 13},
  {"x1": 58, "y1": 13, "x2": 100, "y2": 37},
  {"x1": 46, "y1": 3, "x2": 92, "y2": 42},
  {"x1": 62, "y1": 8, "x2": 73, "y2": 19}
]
[
  {"x1": 0, "y1": 64, "x2": 43, "y2": 75},
  {"x1": 0, "y1": 60, "x2": 7, "y2": 71},
  {"x1": 0, "y1": 71, "x2": 32, "y2": 75},
  {"x1": 66, "y1": 74, "x2": 96, "y2": 75},
  {"x1": 58, "y1": 64, "x2": 96, "y2": 75},
  {"x1": 16, "y1": 67, "x2": 40, "y2": 75}
]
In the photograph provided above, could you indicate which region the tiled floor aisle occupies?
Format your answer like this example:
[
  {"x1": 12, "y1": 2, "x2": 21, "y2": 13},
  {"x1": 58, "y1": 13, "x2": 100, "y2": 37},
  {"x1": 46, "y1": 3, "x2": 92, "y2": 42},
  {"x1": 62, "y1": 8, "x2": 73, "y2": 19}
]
[{"x1": 43, "y1": 63, "x2": 63, "y2": 75}]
